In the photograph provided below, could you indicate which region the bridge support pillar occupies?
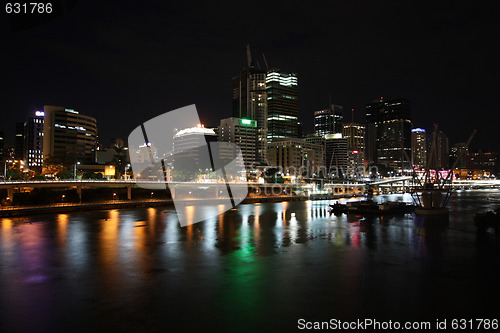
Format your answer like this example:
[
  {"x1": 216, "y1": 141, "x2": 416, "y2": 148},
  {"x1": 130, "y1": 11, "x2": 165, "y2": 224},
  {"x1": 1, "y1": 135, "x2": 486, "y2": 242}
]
[
  {"x1": 7, "y1": 187, "x2": 14, "y2": 201},
  {"x1": 170, "y1": 186, "x2": 176, "y2": 200},
  {"x1": 127, "y1": 185, "x2": 132, "y2": 200},
  {"x1": 77, "y1": 185, "x2": 82, "y2": 203}
]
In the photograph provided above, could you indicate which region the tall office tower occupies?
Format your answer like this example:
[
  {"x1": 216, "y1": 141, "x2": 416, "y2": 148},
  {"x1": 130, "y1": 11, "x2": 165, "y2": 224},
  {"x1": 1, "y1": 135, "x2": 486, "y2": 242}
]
[
  {"x1": 172, "y1": 124, "x2": 217, "y2": 171},
  {"x1": 24, "y1": 111, "x2": 45, "y2": 167},
  {"x1": 15, "y1": 122, "x2": 25, "y2": 160},
  {"x1": 266, "y1": 138, "x2": 323, "y2": 175},
  {"x1": 42, "y1": 106, "x2": 98, "y2": 165},
  {"x1": 324, "y1": 133, "x2": 348, "y2": 178},
  {"x1": 266, "y1": 69, "x2": 299, "y2": 142},
  {"x1": 450, "y1": 142, "x2": 467, "y2": 169},
  {"x1": 314, "y1": 104, "x2": 343, "y2": 137},
  {"x1": 435, "y1": 130, "x2": 449, "y2": 169},
  {"x1": 411, "y1": 128, "x2": 427, "y2": 169},
  {"x1": 232, "y1": 45, "x2": 268, "y2": 164},
  {"x1": 365, "y1": 98, "x2": 411, "y2": 171},
  {"x1": 0, "y1": 131, "x2": 4, "y2": 162},
  {"x1": 343, "y1": 123, "x2": 365, "y2": 152},
  {"x1": 428, "y1": 130, "x2": 449, "y2": 169},
  {"x1": 218, "y1": 117, "x2": 257, "y2": 169},
  {"x1": 343, "y1": 123, "x2": 366, "y2": 176}
]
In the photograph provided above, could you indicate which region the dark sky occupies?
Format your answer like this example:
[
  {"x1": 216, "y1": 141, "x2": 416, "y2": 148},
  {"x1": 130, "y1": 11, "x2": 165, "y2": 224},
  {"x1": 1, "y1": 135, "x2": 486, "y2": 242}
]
[{"x1": 1, "y1": 0, "x2": 499, "y2": 151}]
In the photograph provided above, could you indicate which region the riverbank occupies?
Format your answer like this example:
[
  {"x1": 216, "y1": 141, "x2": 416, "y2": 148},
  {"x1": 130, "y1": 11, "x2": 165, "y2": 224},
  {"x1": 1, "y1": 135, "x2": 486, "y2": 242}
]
[{"x1": 0, "y1": 193, "x2": 366, "y2": 217}]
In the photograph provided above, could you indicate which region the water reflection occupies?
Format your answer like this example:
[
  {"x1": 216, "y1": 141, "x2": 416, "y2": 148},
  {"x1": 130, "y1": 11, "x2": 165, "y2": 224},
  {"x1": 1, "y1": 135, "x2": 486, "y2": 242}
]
[{"x1": 1, "y1": 192, "x2": 500, "y2": 331}]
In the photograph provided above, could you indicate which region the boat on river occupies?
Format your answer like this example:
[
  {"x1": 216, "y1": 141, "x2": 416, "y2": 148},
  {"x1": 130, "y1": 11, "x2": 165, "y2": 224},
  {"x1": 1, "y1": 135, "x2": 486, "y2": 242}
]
[{"x1": 330, "y1": 200, "x2": 414, "y2": 215}]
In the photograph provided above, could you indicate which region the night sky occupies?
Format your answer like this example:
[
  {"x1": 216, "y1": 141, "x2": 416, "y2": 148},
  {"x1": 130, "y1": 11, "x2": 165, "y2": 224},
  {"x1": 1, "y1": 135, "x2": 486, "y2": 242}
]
[{"x1": 1, "y1": 1, "x2": 499, "y2": 151}]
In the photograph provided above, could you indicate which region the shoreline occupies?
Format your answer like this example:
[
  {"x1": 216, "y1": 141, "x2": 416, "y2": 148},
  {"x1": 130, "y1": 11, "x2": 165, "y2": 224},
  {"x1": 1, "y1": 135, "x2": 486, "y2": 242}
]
[{"x1": 0, "y1": 194, "x2": 365, "y2": 217}]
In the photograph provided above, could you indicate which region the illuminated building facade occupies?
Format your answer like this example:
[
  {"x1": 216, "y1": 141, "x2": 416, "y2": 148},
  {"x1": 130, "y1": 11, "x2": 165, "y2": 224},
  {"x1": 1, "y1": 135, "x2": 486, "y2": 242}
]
[
  {"x1": 173, "y1": 124, "x2": 217, "y2": 170},
  {"x1": 232, "y1": 46, "x2": 268, "y2": 164},
  {"x1": 266, "y1": 138, "x2": 323, "y2": 175},
  {"x1": 411, "y1": 128, "x2": 427, "y2": 169},
  {"x1": 466, "y1": 150, "x2": 499, "y2": 174},
  {"x1": 325, "y1": 133, "x2": 348, "y2": 177},
  {"x1": 218, "y1": 117, "x2": 257, "y2": 169},
  {"x1": 343, "y1": 123, "x2": 366, "y2": 176},
  {"x1": 304, "y1": 134, "x2": 325, "y2": 150},
  {"x1": 366, "y1": 98, "x2": 411, "y2": 171},
  {"x1": 42, "y1": 106, "x2": 98, "y2": 165},
  {"x1": 315, "y1": 105, "x2": 343, "y2": 137},
  {"x1": 24, "y1": 112, "x2": 45, "y2": 167},
  {"x1": 266, "y1": 69, "x2": 299, "y2": 142},
  {"x1": 450, "y1": 142, "x2": 467, "y2": 169}
]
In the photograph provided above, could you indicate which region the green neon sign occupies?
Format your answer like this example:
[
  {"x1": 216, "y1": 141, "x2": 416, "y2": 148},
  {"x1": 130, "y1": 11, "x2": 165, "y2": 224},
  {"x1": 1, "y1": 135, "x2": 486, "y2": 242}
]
[{"x1": 239, "y1": 119, "x2": 256, "y2": 127}]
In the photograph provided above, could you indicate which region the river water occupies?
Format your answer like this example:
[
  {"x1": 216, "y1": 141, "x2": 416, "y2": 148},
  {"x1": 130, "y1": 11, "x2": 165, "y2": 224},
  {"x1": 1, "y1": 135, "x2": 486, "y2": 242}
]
[{"x1": 1, "y1": 191, "x2": 500, "y2": 332}]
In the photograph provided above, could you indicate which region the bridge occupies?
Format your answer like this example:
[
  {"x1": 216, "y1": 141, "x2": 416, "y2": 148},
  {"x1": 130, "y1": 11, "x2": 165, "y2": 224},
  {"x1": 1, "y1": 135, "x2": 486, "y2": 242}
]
[
  {"x1": 0, "y1": 180, "x2": 315, "y2": 202},
  {"x1": 1, "y1": 177, "x2": 498, "y2": 204}
]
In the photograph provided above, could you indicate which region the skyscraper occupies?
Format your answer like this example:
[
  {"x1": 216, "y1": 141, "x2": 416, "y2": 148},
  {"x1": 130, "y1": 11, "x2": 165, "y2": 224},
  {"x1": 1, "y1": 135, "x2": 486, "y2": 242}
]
[
  {"x1": 324, "y1": 133, "x2": 348, "y2": 178},
  {"x1": 435, "y1": 130, "x2": 449, "y2": 169},
  {"x1": 314, "y1": 104, "x2": 343, "y2": 136},
  {"x1": 43, "y1": 106, "x2": 98, "y2": 165},
  {"x1": 25, "y1": 111, "x2": 45, "y2": 167},
  {"x1": 343, "y1": 123, "x2": 366, "y2": 176},
  {"x1": 366, "y1": 98, "x2": 411, "y2": 171},
  {"x1": 172, "y1": 124, "x2": 217, "y2": 171},
  {"x1": 411, "y1": 128, "x2": 427, "y2": 169},
  {"x1": 232, "y1": 45, "x2": 268, "y2": 164},
  {"x1": 266, "y1": 69, "x2": 299, "y2": 142},
  {"x1": 218, "y1": 117, "x2": 257, "y2": 169},
  {"x1": 450, "y1": 142, "x2": 467, "y2": 169}
]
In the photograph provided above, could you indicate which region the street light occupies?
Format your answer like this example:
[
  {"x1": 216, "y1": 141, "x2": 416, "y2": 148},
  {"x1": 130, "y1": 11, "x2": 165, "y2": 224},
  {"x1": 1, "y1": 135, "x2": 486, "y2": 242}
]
[
  {"x1": 113, "y1": 193, "x2": 117, "y2": 201},
  {"x1": 74, "y1": 162, "x2": 80, "y2": 180}
]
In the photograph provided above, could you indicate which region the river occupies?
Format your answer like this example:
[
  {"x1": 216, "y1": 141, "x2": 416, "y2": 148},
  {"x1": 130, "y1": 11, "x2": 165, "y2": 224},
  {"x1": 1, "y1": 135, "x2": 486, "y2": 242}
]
[{"x1": 1, "y1": 191, "x2": 500, "y2": 332}]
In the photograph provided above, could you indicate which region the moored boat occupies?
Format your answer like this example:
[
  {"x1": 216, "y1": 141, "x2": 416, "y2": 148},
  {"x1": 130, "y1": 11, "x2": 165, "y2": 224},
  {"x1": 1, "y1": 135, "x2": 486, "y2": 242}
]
[{"x1": 330, "y1": 200, "x2": 414, "y2": 215}]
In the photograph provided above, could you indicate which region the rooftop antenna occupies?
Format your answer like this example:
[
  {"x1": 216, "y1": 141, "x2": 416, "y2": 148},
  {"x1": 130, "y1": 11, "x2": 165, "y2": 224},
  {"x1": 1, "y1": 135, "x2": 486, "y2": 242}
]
[
  {"x1": 351, "y1": 108, "x2": 354, "y2": 123},
  {"x1": 246, "y1": 43, "x2": 253, "y2": 68},
  {"x1": 262, "y1": 53, "x2": 269, "y2": 69}
]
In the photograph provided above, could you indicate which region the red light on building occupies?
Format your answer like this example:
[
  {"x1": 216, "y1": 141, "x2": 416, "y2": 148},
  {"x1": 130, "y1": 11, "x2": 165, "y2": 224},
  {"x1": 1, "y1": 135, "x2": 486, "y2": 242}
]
[{"x1": 353, "y1": 150, "x2": 359, "y2": 154}]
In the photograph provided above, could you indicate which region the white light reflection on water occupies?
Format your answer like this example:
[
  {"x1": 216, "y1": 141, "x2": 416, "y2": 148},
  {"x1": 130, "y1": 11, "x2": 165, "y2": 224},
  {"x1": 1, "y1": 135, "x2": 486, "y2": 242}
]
[{"x1": 2, "y1": 192, "x2": 500, "y2": 332}]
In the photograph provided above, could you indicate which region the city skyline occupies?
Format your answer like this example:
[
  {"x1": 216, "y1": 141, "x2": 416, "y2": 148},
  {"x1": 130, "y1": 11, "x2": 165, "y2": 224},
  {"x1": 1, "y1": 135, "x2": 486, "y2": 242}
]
[
  {"x1": 2, "y1": 1, "x2": 499, "y2": 151},
  {"x1": 3, "y1": 3, "x2": 500, "y2": 332}
]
